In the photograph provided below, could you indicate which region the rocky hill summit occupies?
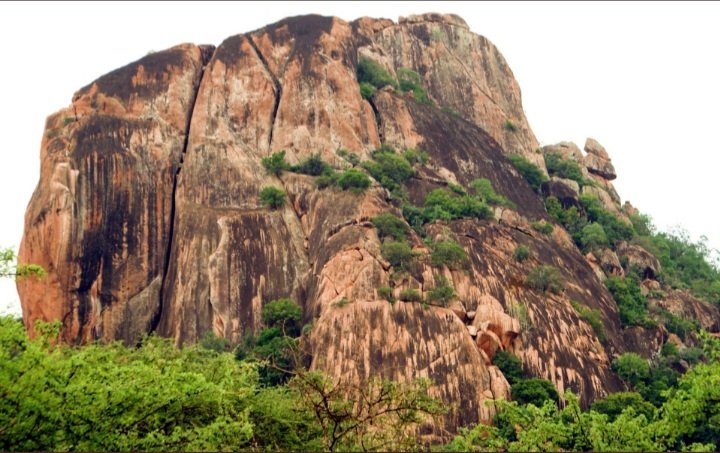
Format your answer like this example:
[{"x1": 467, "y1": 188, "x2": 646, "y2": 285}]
[{"x1": 17, "y1": 13, "x2": 719, "y2": 435}]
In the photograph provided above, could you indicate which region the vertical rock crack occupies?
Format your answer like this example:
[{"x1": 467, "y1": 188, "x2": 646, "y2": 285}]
[
  {"x1": 247, "y1": 35, "x2": 282, "y2": 150},
  {"x1": 153, "y1": 48, "x2": 214, "y2": 333}
]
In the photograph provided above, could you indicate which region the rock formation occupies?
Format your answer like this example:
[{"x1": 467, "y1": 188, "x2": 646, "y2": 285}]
[{"x1": 17, "y1": 13, "x2": 719, "y2": 437}]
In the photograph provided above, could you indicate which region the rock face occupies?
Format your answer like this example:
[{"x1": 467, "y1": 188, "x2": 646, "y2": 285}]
[
  {"x1": 17, "y1": 44, "x2": 212, "y2": 343},
  {"x1": 583, "y1": 137, "x2": 617, "y2": 180},
  {"x1": 16, "y1": 13, "x2": 718, "y2": 437}
]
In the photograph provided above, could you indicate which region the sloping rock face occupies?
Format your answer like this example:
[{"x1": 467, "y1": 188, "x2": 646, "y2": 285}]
[
  {"x1": 20, "y1": 13, "x2": 710, "y2": 436},
  {"x1": 18, "y1": 44, "x2": 212, "y2": 343}
]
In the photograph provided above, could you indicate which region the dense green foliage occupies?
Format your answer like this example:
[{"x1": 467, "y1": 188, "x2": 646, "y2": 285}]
[
  {"x1": 590, "y1": 392, "x2": 655, "y2": 422},
  {"x1": 531, "y1": 220, "x2": 554, "y2": 235},
  {"x1": 580, "y1": 194, "x2": 634, "y2": 244},
  {"x1": 337, "y1": 169, "x2": 371, "y2": 192},
  {"x1": 509, "y1": 155, "x2": 548, "y2": 193},
  {"x1": 526, "y1": 265, "x2": 564, "y2": 294},
  {"x1": 426, "y1": 275, "x2": 455, "y2": 306},
  {"x1": 261, "y1": 150, "x2": 290, "y2": 176},
  {"x1": 399, "y1": 288, "x2": 423, "y2": 302},
  {"x1": 513, "y1": 244, "x2": 531, "y2": 262},
  {"x1": 421, "y1": 188, "x2": 492, "y2": 224},
  {"x1": 0, "y1": 315, "x2": 448, "y2": 452},
  {"x1": 397, "y1": 67, "x2": 430, "y2": 104},
  {"x1": 356, "y1": 57, "x2": 397, "y2": 93},
  {"x1": 545, "y1": 194, "x2": 633, "y2": 251},
  {"x1": 544, "y1": 152, "x2": 586, "y2": 187},
  {"x1": 580, "y1": 222, "x2": 608, "y2": 251},
  {"x1": 372, "y1": 212, "x2": 409, "y2": 241},
  {"x1": 259, "y1": 186, "x2": 286, "y2": 210},
  {"x1": 377, "y1": 285, "x2": 395, "y2": 302},
  {"x1": 469, "y1": 178, "x2": 514, "y2": 208},
  {"x1": 356, "y1": 58, "x2": 433, "y2": 106},
  {"x1": 430, "y1": 239, "x2": 469, "y2": 269},
  {"x1": 289, "y1": 153, "x2": 332, "y2": 176},
  {"x1": 612, "y1": 352, "x2": 681, "y2": 407},
  {"x1": 448, "y1": 347, "x2": 720, "y2": 452},
  {"x1": 359, "y1": 81, "x2": 377, "y2": 100},
  {"x1": 493, "y1": 351, "x2": 524, "y2": 385},
  {"x1": 605, "y1": 276, "x2": 652, "y2": 327},
  {"x1": 511, "y1": 378, "x2": 560, "y2": 407},
  {"x1": 381, "y1": 241, "x2": 417, "y2": 270},
  {"x1": 262, "y1": 298, "x2": 302, "y2": 336},
  {"x1": 0, "y1": 317, "x2": 318, "y2": 452},
  {"x1": 503, "y1": 119, "x2": 518, "y2": 132},
  {"x1": 612, "y1": 352, "x2": 651, "y2": 388},
  {"x1": 235, "y1": 299, "x2": 304, "y2": 386},
  {"x1": 361, "y1": 146, "x2": 415, "y2": 193},
  {"x1": 632, "y1": 215, "x2": 720, "y2": 304}
]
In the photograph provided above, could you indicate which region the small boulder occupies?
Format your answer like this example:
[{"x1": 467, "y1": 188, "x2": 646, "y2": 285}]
[
  {"x1": 616, "y1": 242, "x2": 662, "y2": 279},
  {"x1": 594, "y1": 248, "x2": 624, "y2": 277},
  {"x1": 584, "y1": 153, "x2": 617, "y2": 180},
  {"x1": 541, "y1": 178, "x2": 580, "y2": 209},
  {"x1": 623, "y1": 201, "x2": 640, "y2": 218},
  {"x1": 585, "y1": 252, "x2": 608, "y2": 281},
  {"x1": 584, "y1": 137, "x2": 610, "y2": 160},
  {"x1": 477, "y1": 330, "x2": 502, "y2": 360}
]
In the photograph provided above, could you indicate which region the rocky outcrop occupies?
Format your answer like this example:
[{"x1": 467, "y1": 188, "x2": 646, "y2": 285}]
[
  {"x1": 622, "y1": 325, "x2": 667, "y2": 359},
  {"x1": 583, "y1": 137, "x2": 617, "y2": 180},
  {"x1": 17, "y1": 44, "x2": 212, "y2": 343},
  {"x1": 20, "y1": 12, "x2": 714, "y2": 437},
  {"x1": 310, "y1": 302, "x2": 510, "y2": 434},
  {"x1": 360, "y1": 13, "x2": 545, "y2": 169},
  {"x1": 654, "y1": 290, "x2": 720, "y2": 332},
  {"x1": 616, "y1": 241, "x2": 662, "y2": 279},
  {"x1": 541, "y1": 178, "x2": 580, "y2": 208},
  {"x1": 542, "y1": 142, "x2": 583, "y2": 163}
]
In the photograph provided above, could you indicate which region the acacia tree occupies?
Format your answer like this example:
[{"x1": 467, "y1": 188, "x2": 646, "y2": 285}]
[
  {"x1": 250, "y1": 304, "x2": 447, "y2": 452},
  {"x1": 288, "y1": 369, "x2": 445, "y2": 451}
]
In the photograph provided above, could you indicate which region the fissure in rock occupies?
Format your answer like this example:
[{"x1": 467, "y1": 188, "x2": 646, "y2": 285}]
[
  {"x1": 366, "y1": 96, "x2": 383, "y2": 142},
  {"x1": 247, "y1": 35, "x2": 282, "y2": 150},
  {"x1": 152, "y1": 50, "x2": 213, "y2": 332}
]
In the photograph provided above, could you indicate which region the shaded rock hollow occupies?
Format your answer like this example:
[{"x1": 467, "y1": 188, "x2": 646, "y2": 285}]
[{"x1": 17, "y1": 13, "x2": 716, "y2": 436}]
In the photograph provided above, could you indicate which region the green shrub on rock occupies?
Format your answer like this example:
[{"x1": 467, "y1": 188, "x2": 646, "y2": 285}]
[
  {"x1": 259, "y1": 186, "x2": 286, "y2": 210},
  {"x1": 430, "y1": 239, "x2": 469, "y2": 269},
  {"x1": 509, "y1": 155, "x2": 548, "y2": 193},
  {"x1": 337, "y1": 169, "x2": 371, "y2": 193},
  {"x1": 511, "y1": 378, "x2": 559, "y2": 407},
  {"x1": 513, "y1": 245, "x2": 531, "y2": 262},
  {"x1": 426, "y1": 275, "x2": 455, "y2": 306},
  {"x1": 372, "y1": 213, "x2": 409, "y2": 241},
  {"x1": 399, "y1": 288, "x2": 423, "y2": 302},
  {"x1": 381, "y1": 241, "x2": 417, "y2": 270},
  {"x1": 526, "y1": 265, "x2": 564, "y2": 294},
  {"x1": 261, "y1": 150, "x2": 290, "y2": 176},
  {"x1": 357, "y1": 57, "x2": 397, "y2": 91}
]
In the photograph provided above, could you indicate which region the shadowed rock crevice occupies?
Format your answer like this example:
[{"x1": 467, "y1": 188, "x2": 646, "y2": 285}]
[
  {"x1": 154, "y1": 47, "x2": 215, "y2": 334},
  {"x1": 365, "y1": 96, "x2": 383, "y2": 143},
  {"x1": 247, "y1": 34, "x2": 282, "y2": 150}
]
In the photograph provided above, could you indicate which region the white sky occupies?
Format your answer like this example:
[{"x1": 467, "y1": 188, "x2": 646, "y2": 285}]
[{"x1": 1, "y1": 1, "x2": 719, "y2": 315}]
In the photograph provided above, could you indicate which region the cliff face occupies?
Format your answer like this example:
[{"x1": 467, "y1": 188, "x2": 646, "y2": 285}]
[{"x1": 17, "y1": 13, "x2": 717, "y2": 434}]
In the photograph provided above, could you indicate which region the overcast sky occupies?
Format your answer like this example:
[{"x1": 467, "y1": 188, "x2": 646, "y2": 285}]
[{"x1": 1, "y1": 1, "x2": 718, "y2": 315}]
